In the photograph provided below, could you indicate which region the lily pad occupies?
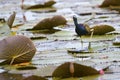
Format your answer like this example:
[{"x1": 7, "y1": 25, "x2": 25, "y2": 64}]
[
  {"x1": 22, "y1": 75, "x2": 47, "y2": 80},
  {"x1": 31, "y1": 15, "x2": 67, "y2": 30},
  {"x1": 52, "y1": 62, "x2": 99, "y2": 78},
  {"x1": 23, "y1": 0, "x2": 56, "y2": 9},
  {"x1": 99, "y1": 0, "x2": 120, "y2": 7},
  {"x1": 91, "y1": 24, "x2": 115, "y2": 35},
  {"x1": 0, "y1": 72, "x2": 23, "y2": 80},
  {"x1": 7, "y1": 11, "x2": 16, "y2": 28},
  {"x1": 0, "y1": 35, "x2": 36, "y2": 65},
  {"x1": 16, "y1": 66, "x2": 37, "y2": 70}
]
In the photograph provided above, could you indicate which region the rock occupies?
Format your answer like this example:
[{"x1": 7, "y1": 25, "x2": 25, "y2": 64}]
[
  {"x1": 99, "y1": 0, "x2": 120, "y2": 7},
  {"x1": 32, "y1": 15, "x2": 67, "y2": 30},
  {"x1": 90, "y1": 25, "x2": 115, "y2": 35},
  {"x1": 52, "y1": 62, "x2": 99, "y2": 78},
  {"x1": 22, "y1": 75, "x2": 47, "y2": 80},
  {"x1": 0, "y1": 35, "x2": 36, "y2": 65}
]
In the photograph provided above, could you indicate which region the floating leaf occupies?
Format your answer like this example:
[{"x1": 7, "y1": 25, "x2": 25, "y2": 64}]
[
  {"x1": 52, "y1": 62, "x2": 99, "y2": 78},
  {"x1": 24, "y1": 0, "x2": 56, "y2": 9},
  {"x1": 32, "y1": 18, "x2": 52, "y2": 30},
  {"x1": 17, "y1": 66, "x2": 37, "y2": 70},
  {"x1": 0, "y1": 35, "x2": 36, "y2": 65},
  {"x1": 91, "y1": 25, "x2": 115, "y2": 35},
  {"x1": 99, "y1": 0, "x2": 120, "y2": 7},
  {"x1": 32, "y1": 15, "x2": 67, "y2": 30},
  {"x1": 51, "y1": 15, "x2": 67, "y2": 27},
  {"x1": 7, "y1": 12, "x2": 16, "y2": 28},
  {"x1": 0, "y1": 72, "x2": 23, "y2": 80},
  {"x1": 22, "y1": 75, "x2": 47, "y2": 80}
]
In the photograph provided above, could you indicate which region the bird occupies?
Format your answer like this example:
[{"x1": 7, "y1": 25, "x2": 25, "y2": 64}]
[
  {"x1": 73, "y1": 16, "x2": 90, "y2": 37},
  {"x1": 73, "y1": 15, "x2": 115, "y2": 51},
  {"x1": 73, "y1": 15, "x2": 92, "y2": 50},
  {"x1": 73, "y1": 15, "x2": 115, "y2": 36}
]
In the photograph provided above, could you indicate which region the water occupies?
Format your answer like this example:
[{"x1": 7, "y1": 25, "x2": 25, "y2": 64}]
[{"x1": 0, "y1": 0, "x2": 120, "y2": 80}]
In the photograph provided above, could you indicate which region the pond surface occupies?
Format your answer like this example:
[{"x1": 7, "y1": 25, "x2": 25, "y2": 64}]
[{"x1": 0, "y1": 0, "x2": 120, "y2": 80}]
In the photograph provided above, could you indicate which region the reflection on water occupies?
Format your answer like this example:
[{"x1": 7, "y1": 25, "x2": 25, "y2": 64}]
[{"x1": 0, "y1": 72, "x2": 23, "y2": 80}]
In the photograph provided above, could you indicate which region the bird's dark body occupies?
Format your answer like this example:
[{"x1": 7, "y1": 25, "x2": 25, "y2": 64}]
[
  {"x1": 73, "y1": 16, "x2": 88, "y2": 36},
  {"x1": 75, "y1": 24, "x2": 88, "y2": 36}
]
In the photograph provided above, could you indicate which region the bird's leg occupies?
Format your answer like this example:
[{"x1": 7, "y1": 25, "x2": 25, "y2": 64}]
[
  {"x1": 80, "y1": 36, "x2": 83, "y2": 50},
  {"x1": 88, "y1": 29, "x2": 94, "y2": 50}
]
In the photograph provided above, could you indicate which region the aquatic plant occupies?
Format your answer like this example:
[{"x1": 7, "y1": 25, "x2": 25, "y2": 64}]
[
  {"x1": 52, "y1": 62, "x2": 99, "y2": 78},
  {"x1": 32, "y1": 15, "x2": 67, "y2": 30},
  {"x1": 0, "y1": 35, "x2": 36, "y2": 65}
]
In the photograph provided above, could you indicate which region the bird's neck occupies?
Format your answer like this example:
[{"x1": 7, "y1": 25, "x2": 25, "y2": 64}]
[{"x1": 73, "y1": 19, "x2": 78, "y2": 28}]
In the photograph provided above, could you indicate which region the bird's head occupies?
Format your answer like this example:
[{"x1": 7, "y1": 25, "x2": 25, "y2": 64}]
[{"x1": 73, "y1": 15, "x2": 77, "y2": 22}]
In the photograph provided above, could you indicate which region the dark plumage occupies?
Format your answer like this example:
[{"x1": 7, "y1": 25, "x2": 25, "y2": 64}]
[{"x1": 73, "y1": 16, "x2": 90, "y2": 36}]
